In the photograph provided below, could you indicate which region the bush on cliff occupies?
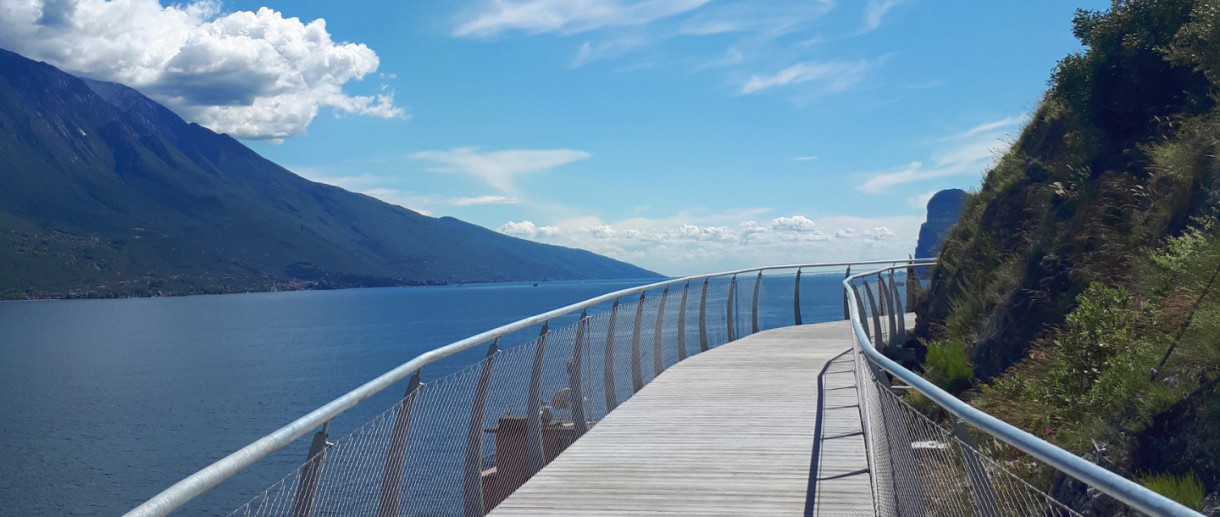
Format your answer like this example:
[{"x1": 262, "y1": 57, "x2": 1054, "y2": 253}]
[{"x1": 917, "y1": 0, "x2": 1220, "y2": 503}]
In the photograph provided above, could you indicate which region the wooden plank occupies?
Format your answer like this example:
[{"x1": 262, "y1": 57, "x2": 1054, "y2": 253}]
[{"x1": 488, "y1": 320, "x2": 876, "y2": 516}]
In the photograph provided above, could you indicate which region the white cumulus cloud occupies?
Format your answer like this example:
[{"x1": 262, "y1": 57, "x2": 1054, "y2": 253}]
[
  {"x1": 591, "y1": 224, "x2": 617, "y2": 238},
  {"x1": 496, "y1": 212, "x2": 922, "y2": 275},
  {"x1": 865, "y1": 226, "x2": 897, "y2": 240},
  {"x1": 739, "y1": 220, "x2": 770, "y2": 239},
  {"x1": 498, "y1": 220, "x2": 562, "y2": 237},
  {"x1": 674, "y1": 224, "x2": 735, "y2": 240},
  {"x1": 499, "y1": 220, "x2": 539, "y2": 236},
  {"x1": 770, "y1": 215, "x2": 818, "y2": 232},
  {"x1": 0, "y1": 0, "x2": 404, "y2": 140}
]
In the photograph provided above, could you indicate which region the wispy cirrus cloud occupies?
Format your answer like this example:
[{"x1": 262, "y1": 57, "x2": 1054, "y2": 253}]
[
  {"x1": 450, "y1": 195, "x2": 521, "y2": 206},
  {"x1": 862, "y1": 0, "x2": 910, "y2": 33},
  {"x1": 453, "y1": 0, "x2": 710, "y2": 38},
  {"x1": 291, "y1": 168, "x2": 440, "y2": 215},
  {"x1": 939, "y1": 115, "x2": 1026, "y2": 141},
  {"x1": 856, "y1": 115, "x2": 1025, "y2": 194},
  {"x1": 676, "y1": 0, "x2": 834, "y2": 39},
  {"x1": 451, "y1": 0, "x2": 892, "y2": 101},
  {"x1": 362, "y1": 189, "x2": 438, "y2": 216},
  {"x1": 740, "y1": 59, "x2": 871, "y2": 95},
  {"x1": 292, "y1": 147, "x2": 590, "y2": 216},
  {"x1": 571, "y1": 36, "x2": 649, "y2": 68},
  {"x1": 411, "y1": 147, "x2": 591, "y2": 195}
]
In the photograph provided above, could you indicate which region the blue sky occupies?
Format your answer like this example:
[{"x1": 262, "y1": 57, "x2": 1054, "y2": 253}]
[{"x1": 0, "y1": 0, "x2": 1110, "y2": 275}]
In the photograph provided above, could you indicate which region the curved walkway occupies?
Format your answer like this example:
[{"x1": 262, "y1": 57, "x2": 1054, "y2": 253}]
[{"x1": 488, "y1": 320, "x2": 873, "y2": 516}]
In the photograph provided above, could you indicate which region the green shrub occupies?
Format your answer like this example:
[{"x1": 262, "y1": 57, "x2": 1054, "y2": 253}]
[
  {"x1": 1044, "y1": 283, "x2": 1145, "y2": 416},
  {"x1": 987, "y1": 371, "x2": 1031, "y2": 399},
  {"x1": 925, "y1": 338, "x2": 974, "y2": 393},
  {"x1": 1140, "y1": 471, "x2": 1205, "y2": 510},
  {"x1": 1151, "y1": 225, "x2": 1212, "y2": 275},
  {"x1": 1167, "y1": 0, "x2": 1220, "y2": 88}
]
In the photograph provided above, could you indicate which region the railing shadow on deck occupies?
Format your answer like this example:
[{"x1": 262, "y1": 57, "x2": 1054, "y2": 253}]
[{"x1": 125, "y1": 259, "x2": 917, "y2": 517}]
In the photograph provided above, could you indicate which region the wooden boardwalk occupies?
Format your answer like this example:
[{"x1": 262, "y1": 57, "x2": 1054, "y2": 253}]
[{"x1": 488, "y1": 320, "x2": 875, "y2": 516}]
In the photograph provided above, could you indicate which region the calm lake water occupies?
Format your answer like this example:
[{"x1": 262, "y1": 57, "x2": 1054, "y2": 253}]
[{"x1": 0, "y1": 274, "x2": 853, "y2": 516}]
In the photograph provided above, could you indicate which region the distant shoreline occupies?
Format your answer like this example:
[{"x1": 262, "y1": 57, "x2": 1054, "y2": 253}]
[{"x1": 0, "y1": 276, "x2": 669, "y2": 302}]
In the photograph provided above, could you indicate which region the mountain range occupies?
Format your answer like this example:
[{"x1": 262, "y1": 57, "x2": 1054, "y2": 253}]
[{"x1": 0, "y1": 48, "x2": 659, "y2": 299}]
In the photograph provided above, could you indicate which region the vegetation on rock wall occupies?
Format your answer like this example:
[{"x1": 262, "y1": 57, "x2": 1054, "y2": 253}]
[{"x1": 915, "y1": 0, "x2": 1220, "y2": 510}]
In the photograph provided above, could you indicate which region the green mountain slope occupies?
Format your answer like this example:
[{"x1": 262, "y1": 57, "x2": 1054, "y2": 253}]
[
  {"x1": 913, "y1": 1, "x2": 1220, "y2": 511},
  {"x1": 0, "y1": 49, "x2": 660, "y2": 299}
]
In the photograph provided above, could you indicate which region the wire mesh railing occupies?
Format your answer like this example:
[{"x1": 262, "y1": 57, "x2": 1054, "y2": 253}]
[
  {"x1": 846, "y1": 262, "x2": 1202, "y2": 517},
  {"x1": 126, "y1": 260, "x2": 914, "y2": 517}
]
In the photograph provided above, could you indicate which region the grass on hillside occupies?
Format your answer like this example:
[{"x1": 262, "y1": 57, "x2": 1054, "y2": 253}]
[{"x1": 916, "y1": 0, "x2": 1220, "y2": 501}]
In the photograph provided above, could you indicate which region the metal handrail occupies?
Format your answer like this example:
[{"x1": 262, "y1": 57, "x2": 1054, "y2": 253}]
[
  {"x1": 126, "y1": 258, "x2": 919, "y2": 517},
  {"x1": 845, "y1": 263, "x2": 1203, "y2": 517}
]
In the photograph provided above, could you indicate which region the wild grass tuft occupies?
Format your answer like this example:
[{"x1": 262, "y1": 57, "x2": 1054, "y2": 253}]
[
  {"x1": 924, "y1": 337, "x2": 974, "y2": 394},
  {"x1": 1140, "y1": 471, "x2": 1205, "y2": 510}
]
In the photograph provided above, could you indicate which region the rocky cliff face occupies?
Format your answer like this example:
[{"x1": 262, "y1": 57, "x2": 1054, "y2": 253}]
[{"x1": 915, "y1": 189, "x2": 968, "y2": 259}]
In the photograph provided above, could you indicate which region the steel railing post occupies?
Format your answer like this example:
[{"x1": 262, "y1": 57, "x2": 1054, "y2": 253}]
[
  {"x1": 842, "y1": 266, "x2": 852, "y2": 320},
  {"x1": 876, "y1": 273, "x2": 888, "y2": 317},
  {"x1": 630, "y1": 293, "x2": 645, "y2": 393},
  {"x1": 376, "y1": 370, "x2": 423, "y2": 517},
  {"x1": 526, "y1": 323, "x2": 550, "y2": 476},
  {"x1": 862, "y1": 280, "x2": 885, "y2": 353},
  {"x1": 851, "y1": 283, "x2": 871, "y2": 342},
  {"x1": 568, "y1": 311, "x2": 590, "y2": 439},
  {"x1": 888, "y1": 269, "x2": 905, "y2": 346},
  {"x1": 751, "y1": 270, "x2": 762, "y2": 334},
  {"x1": 726, "y1": 275, "x2": 737, "y2": 342},
  {"x1": 794, "y1": 267, "x2": 803, "y2": 326},
  {"x1": 462, "y1": 342, "x2": 498, "y2": 517},
  {"x1": 698, "y1": 279, "x2": 709, "y2": 352},
  {"x1": 291, "y1": 421, "x2": 332, "y2": 517},
  {"x1": 677, "y1": 282, "x2": 689, "y2": 361},
  {"x1": 603, "y1": 299, "x2": 620, "y2": 412},
  {"x1": 653, "y1": 287, "x2": 668, "y2": 376},
  {"x1": 880, "y1": 273, "x2": 898, "y2": 350}
]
